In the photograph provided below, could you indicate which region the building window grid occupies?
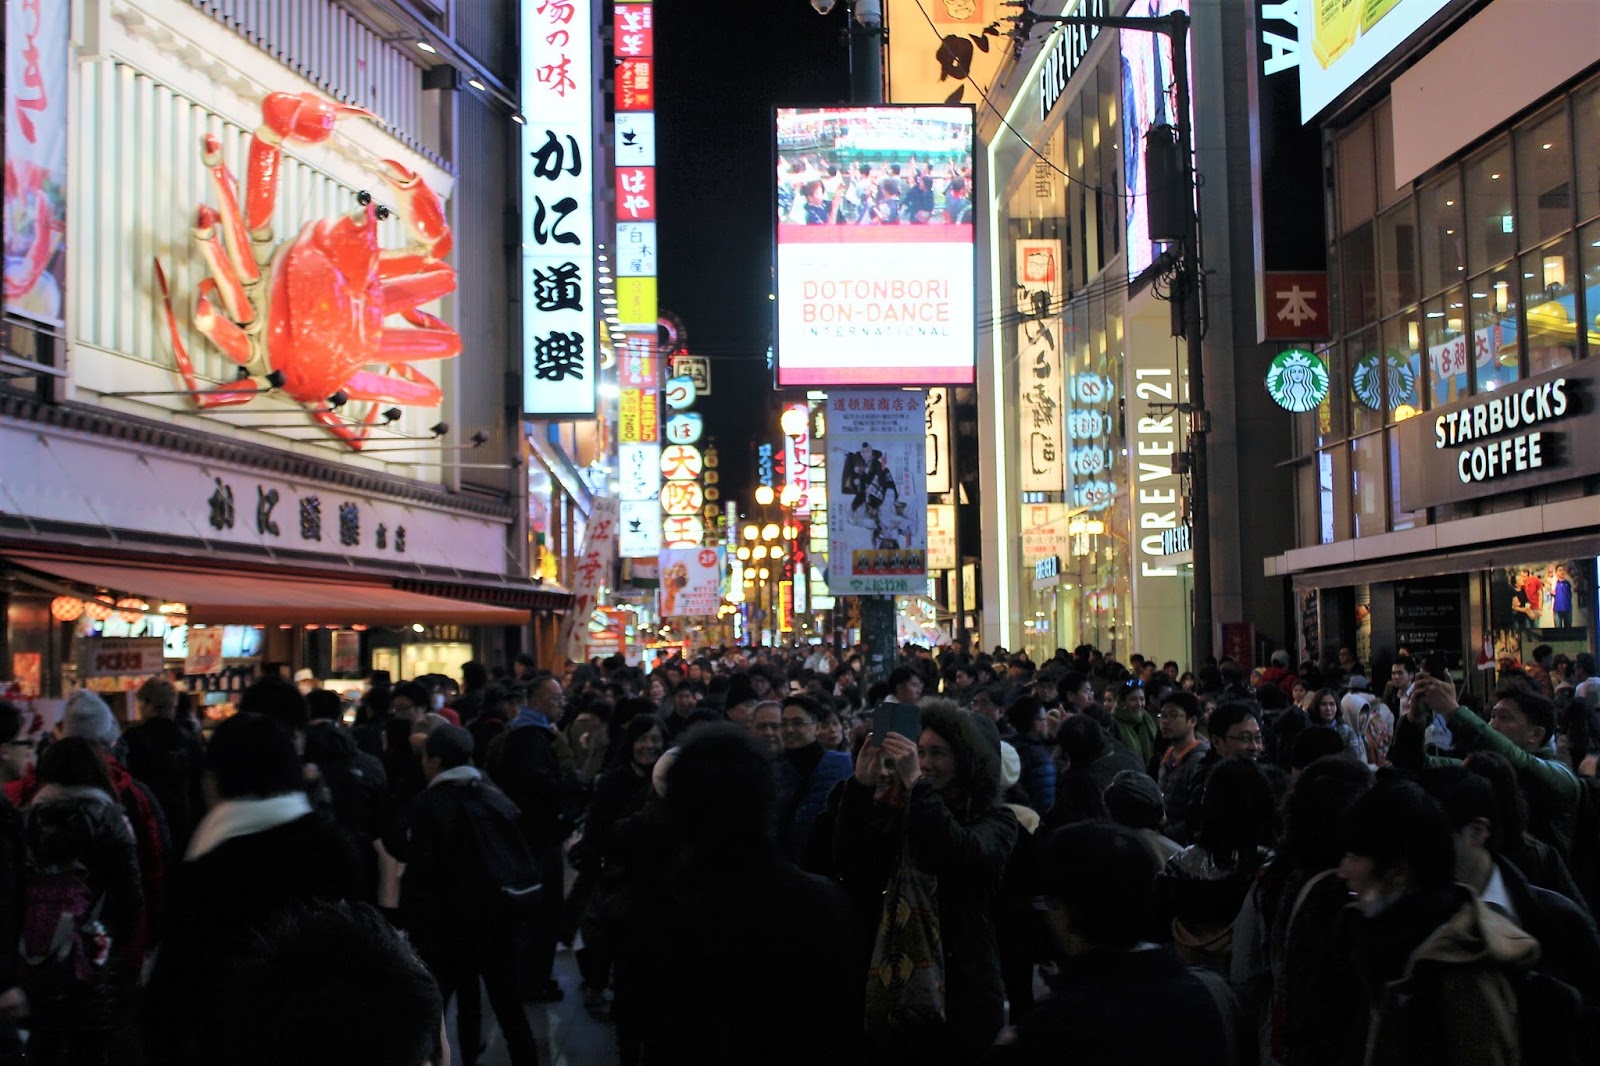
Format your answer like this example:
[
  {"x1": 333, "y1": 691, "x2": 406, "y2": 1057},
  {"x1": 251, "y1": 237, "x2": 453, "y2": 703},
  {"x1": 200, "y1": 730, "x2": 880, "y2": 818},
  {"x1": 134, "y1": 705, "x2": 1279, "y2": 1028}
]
[{"x1": 1316, "y1": 76, "x2": 1598, "y2": 542}]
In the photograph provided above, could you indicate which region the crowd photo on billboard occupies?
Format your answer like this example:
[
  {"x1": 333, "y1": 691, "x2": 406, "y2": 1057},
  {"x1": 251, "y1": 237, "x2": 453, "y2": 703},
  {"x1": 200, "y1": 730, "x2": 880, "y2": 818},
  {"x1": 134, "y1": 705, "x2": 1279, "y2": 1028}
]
[
  {"x1": 1487, "y1": 557, "x2": 1596, "y2": 667},
  {"x1": 776, "y1": 107, "x2": 973, "y2": 226}
]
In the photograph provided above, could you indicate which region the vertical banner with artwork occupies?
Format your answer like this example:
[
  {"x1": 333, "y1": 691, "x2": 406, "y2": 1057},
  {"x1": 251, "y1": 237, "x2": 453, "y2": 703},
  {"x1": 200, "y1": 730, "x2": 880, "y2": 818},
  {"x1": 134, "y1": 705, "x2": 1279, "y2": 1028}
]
[
  {"x1": 827, "y1": 391, "x2": 927, "y2": 595},
  {"x1": 659, "y1": 546, "x2": 725, "y2": 617},
  {"x1": 524, "y1": 0, "x2": 597, "y2": 416},
  {"x1": 925, "y1": 387, "x2": 952, "y2": 495},
  {"x1": 885, "y1": 0, "x2": 1009, "y2": 106},
  {"x1": 3, "y1": 0, "x2": 70, "y2": 325},
  {"x1": 1016, "y1": 239, "x2": 1064, "y2": 493},
  {"x1": 561, "y1": 496, "x2": 620, "y2": 662}
]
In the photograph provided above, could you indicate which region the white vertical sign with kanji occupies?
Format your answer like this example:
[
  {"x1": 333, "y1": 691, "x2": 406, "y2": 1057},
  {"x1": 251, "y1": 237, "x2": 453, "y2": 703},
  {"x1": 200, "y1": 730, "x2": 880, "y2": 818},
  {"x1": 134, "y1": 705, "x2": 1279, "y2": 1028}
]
[
  {"x1": 926, "y1": 387, "x2": 952, "y2": 495},
  {"x1": 561, "y1": 496, "x2": 620, "y2": 663},
  {"x1": 1016, "y1": 240, "x2": 1064, "y2": 493},
  {"x1": 523, "y1": 0, "x2": 597, "y2": 417}
]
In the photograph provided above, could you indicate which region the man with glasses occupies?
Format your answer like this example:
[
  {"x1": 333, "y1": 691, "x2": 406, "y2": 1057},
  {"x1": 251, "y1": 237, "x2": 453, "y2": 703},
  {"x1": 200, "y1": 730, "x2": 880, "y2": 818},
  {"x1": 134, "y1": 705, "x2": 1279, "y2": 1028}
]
[
  {"x1": 774, "y1": 695, "x2": 853, "y2": 864},
  {"x1": 1182, "y1": 701, "x2": 1264, "y2": 844},
  {"x1": 1155, "y1": 693, "x2": 1209, "y2": 845}
]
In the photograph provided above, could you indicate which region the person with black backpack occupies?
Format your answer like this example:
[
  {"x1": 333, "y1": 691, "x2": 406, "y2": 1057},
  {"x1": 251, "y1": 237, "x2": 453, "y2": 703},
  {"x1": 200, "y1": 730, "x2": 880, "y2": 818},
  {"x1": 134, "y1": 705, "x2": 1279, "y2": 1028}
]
[
  {"x1": 123, "y1": 677, "x2": 206, "y2": 859},
  {"x1": 486, "y1": 675, "x2": 575, "y2": 1003},
  {"x1": 18, "y1": 737, "x2": 142, "y2": 1066},
  {"x1": 402, "y1": 725, "x2": 540, "y2": 1066}
]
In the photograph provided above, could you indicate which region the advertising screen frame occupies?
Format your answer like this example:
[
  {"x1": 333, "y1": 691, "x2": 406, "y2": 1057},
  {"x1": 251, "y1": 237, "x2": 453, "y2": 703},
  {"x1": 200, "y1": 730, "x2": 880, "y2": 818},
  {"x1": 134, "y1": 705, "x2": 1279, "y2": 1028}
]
[
  {"x1": 1297, "y1": 0, "x2": 1459, "y2": 121},
  {"x1": 772, "y1": 103, "x2": 978, "y2": 389}
]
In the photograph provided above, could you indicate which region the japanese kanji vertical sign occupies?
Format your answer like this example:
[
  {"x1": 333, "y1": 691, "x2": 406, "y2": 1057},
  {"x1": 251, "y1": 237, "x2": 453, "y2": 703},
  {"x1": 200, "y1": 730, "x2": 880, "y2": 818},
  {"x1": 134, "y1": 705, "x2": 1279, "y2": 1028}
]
[
  {"x1": 561, "y1": 495, "x2": 619, "y2": 663},
  {"x1": 925, "y1": 387, "x2": 952, "y2": 496},
  {"x1": 1016, "y1": 239, "x2": 1064, "y2": 493},
  {"x1": 524, "y1": 0, "x2": 597, "y2": 417},
  {"x1": 612, "y1": 0, "x2": 657, "y2": 339}
]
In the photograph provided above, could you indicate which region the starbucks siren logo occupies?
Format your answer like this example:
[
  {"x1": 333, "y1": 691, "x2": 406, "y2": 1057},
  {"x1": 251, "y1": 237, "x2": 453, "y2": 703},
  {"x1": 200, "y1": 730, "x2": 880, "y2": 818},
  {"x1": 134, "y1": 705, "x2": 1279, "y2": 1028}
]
[
  {"x1": 1351, "y1": 351, "x2": 1418, "y2": 411},
  {"x1": 1265, "y1": 349, "x2": 1330, "y2": 413}
]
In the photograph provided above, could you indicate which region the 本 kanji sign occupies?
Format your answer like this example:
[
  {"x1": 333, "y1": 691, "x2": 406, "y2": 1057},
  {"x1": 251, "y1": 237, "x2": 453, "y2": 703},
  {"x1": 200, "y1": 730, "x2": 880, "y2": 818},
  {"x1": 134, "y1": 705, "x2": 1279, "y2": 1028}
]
[
  {"x1": 524, "y1": 0, "x2": 596, "y2": 417},
  {"x1": 1262, "y1": 271, "x2": 1330, "y2": 342}
]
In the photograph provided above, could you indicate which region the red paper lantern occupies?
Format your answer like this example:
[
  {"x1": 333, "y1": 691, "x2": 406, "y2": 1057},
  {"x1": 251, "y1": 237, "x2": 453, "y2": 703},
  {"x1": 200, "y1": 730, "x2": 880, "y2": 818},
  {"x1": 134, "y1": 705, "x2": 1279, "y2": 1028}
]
[{"x1": 50, "y1": 597, "x2": 84, "y2": 622}]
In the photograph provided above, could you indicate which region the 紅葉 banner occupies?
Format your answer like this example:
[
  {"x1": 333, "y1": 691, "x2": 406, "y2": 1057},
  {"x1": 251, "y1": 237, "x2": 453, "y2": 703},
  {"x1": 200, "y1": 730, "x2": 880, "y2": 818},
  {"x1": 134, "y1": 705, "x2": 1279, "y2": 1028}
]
[
  {"x1": 774, "y1": 106, "x2": 975, "y2": 387},
  {"x1": 827, "y1": 391, "x2": 927, "y2": 595}
]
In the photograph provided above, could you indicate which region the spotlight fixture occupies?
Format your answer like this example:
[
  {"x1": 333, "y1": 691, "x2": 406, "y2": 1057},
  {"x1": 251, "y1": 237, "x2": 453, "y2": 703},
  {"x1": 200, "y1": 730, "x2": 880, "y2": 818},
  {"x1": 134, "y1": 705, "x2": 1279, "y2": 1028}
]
[
  {"x1": 328, "y1": 391, "x2": 349, "y2": 408},
  {"x1": 429, "y1": 422, "x2": 449, "y2": 437},
  {"x1": 511, "y1": 113, "x2": 527, "y2": 125},
  {"x1": 382, "y1": 407, "x2": 403, "y2": 424},
  {"x1": 468, "y1": 78, "x2": 487, "y2": 91},
  {"x1": 266, "y1": 370, "x2": 287, "y2": 388},
  {"x1": 416, "y1": 40, "x2": 437, "y2": 53}
]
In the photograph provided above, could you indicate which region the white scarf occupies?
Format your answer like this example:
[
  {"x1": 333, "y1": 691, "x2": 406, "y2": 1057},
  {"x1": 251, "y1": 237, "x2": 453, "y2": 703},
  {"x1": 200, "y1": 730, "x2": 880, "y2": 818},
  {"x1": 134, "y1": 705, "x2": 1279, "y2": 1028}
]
[
  {"x1": 186, "y1": 792, "x2": 312, "y2": 860},
  {"x1": 427, "y1": 765, "x2": 482, "y2": 789}
]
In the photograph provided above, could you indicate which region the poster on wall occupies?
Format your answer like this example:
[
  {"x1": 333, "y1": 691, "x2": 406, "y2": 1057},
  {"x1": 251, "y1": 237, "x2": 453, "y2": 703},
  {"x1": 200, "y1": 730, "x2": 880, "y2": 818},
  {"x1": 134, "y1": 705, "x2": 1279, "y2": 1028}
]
[
  {"x1": 1121, "y1": 0, "x2": 1194, "y2": 284},
  {"x1": 1016, "y1": 239, "x2": 1064, "y2": 492},
  {"x1": 826, "y1": 391, "x2": 928, "y2": 595},
  {"x1": 185, "y1": 627, "x2": 223, "y2": 675},
  {"x1": 774, "y1": 105, "x2": 976, "y2": 387},
  {"x1": 3, "y1": 0, "x2": 70, "y2": 325},
  {"x1": 659, "y1": 545, "x2": 724, "y2": 617}
]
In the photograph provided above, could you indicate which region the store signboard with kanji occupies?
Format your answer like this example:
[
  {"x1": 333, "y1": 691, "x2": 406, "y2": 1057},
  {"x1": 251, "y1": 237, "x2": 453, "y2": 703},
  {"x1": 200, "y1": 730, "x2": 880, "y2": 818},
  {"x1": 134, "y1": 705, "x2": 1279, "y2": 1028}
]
[
  {"x1": 1016, "y1": 239, "x2": 1064, "y2": 492},
  {"x1": 617, "y1": 58, "x2": 654, "y2": 110},
  {"x1": 1262, "y1": 271, "x2": 1331, "y2": 342},
  {"x1": 523, "y1": 0, "x2": 596, "y2": 417},
  {"x1": 827, "y1": 392, "x2": 928, "y2": 595},
  {"x1": 926, "y1": 387, "x2": 951, "y2": 495},
  {"x1": 561, "y1": 496, "x2": 620, "y2": 661}
]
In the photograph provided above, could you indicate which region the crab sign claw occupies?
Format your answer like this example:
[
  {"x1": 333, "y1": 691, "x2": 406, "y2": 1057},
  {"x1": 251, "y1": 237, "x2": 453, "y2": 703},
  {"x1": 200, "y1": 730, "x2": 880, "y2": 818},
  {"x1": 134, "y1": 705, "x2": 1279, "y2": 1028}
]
[
  {"x1": 246, "y1": 92, "x2": 376, "y2": 236},
  {"x1": 377, "y1": 160, "x2": 453, "y2": 260}
]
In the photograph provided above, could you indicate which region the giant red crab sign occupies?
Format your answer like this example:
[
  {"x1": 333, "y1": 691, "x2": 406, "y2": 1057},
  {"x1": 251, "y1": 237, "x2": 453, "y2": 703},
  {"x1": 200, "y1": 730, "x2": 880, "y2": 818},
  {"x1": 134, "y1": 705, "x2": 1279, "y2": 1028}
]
[{"x1": 153, "y1": 91, "x2": 460, "y2": 450}]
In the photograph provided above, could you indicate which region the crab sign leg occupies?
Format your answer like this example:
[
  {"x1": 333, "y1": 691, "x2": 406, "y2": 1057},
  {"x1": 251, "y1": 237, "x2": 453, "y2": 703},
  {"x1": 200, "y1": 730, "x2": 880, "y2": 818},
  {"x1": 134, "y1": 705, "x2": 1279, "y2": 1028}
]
[
  {"x1": 195, "y1": 280, "x2": 254, "y2": 366},
  {"x1": 381, "y1": 263, "x2": 455, "y2": 316},
  {"x1": 246, "y1": 92, "x2": 375, "y2": 238},
  {"x1": 380, "y1": 306, "x2": 462, "y2": 362},
  {"x1": 311, "y1": 409, "x2": 372, "y2": 451},
  {"x1": 153, "y1": 260, "x2": 260, "y2": 409},
  {"x1": 343, "y1": 365, "x2": 443, "y2": 406},
  {"x1": 200, "y1": 134, "x2": 260, "y2": 285},
  {"x1": 192, "y1": 206, "x2": 255, "y2": 325},
  {"x1": 375, "y1": 159, "x2": 453, "y2": 259}
]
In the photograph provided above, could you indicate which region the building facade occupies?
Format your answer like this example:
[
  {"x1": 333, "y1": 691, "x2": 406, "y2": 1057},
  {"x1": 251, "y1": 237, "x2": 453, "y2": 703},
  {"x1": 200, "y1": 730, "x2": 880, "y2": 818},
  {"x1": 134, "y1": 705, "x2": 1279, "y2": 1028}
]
[
  {"x1": 0, "y1": 0, "x2": 580, "y2": 707},
  {"x1": 1267, "y1": 0, "x2": 1600, "y2": 691}
]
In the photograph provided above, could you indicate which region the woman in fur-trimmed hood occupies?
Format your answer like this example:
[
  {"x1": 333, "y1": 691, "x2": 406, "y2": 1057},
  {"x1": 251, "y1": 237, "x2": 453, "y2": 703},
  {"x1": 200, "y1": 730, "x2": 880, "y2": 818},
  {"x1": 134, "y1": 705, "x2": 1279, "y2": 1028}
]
[{"x1": 834, "y1": 698, "x2": 1019, "y2": 1065}]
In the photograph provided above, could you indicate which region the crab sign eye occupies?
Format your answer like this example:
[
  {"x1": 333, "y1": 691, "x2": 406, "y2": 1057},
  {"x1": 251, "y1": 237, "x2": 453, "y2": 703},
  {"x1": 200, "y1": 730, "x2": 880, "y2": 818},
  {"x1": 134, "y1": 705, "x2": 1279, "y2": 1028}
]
[
  {"x1": 357, "y1": 190, "x2": 373, "y2": 206},
  {"x1": 375, "y1": 206, "x2": 391, "y2": 221}
]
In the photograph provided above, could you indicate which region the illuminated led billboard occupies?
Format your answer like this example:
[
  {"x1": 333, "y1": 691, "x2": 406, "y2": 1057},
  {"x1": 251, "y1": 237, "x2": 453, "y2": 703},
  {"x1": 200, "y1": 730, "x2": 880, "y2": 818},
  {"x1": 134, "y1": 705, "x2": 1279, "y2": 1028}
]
[
  {"x1": 1299, "y1": 0, "x2": 1458, "y2": 121},
  {"x1": 774, "y1": 105, "x2": 976, "y2": 387}
]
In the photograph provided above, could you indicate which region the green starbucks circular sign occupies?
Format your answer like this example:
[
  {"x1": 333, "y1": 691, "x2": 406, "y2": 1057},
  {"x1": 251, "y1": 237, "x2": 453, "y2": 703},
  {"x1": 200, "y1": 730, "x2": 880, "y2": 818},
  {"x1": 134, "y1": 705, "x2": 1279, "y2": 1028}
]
[
  {"x1": 1265, "y1": 349, "x2": 1330, "y2": 413},
  {"x1": 1351, "y1": 351, "x2": 1418, "y2": 411}
]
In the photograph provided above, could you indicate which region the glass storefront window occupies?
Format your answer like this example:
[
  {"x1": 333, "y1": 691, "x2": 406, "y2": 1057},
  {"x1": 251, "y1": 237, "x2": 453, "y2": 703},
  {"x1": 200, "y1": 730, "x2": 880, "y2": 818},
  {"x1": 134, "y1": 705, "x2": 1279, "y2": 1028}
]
[
  {"x1": 1337, "y1": 115, "x2": 1376, "y2": 235},
  {"x1": 1382, "y1": 313, "x2": 1423, "y2": 421},
  {"x1": 1425, "y1": 287, "x2": 1469, "y2": 408},
  {"x1": 1465, "y1": 139, "x2": 1516, "y2": 274},
  {"x1": 1318, "y1": 447, "x2": 1349, "y2": 544},
  {"x1": 1388, "y1": 427, "x2": 1424, "y2": 532},
  {"x1": 1347, "y1": 329, "x2": 1384, "y2": 434},
  {"x1": 1577, "y1": 80, "x2": 1600, "y2": 224},
  {"x1": 1377, "y1": 200, "x2": 1419, "y2": 316},
  {"x1": 1375, "y1": 101, "x2": 1404, "y2": 211},
  {"x1": 1351, "y1": 433, "x2": 1385, "y2": 538},
  {"x1": 1523, "y1": 236, "x2": 1579, "y2": 374},
  {"x1": 1469, "y1": 263, "x2": 1520, "y2": 393},
  {"x1": 1342, "y1": 223, "x2": 1378, "y2": 332},
  {"x1": 1582, "y1": 220, "x2": 1600, "y2": 357},
  {"x1": 1517, "y1": 105, "x2": 1574, "y2": 250},
  {"x1": 1418, "y1": 172, "x2": 1465, "y2": 297}
]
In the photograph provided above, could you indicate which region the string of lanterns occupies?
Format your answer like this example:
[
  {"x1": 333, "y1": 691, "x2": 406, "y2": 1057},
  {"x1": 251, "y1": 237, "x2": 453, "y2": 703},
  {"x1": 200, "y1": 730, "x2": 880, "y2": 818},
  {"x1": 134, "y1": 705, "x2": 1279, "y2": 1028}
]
[{"x1": 50, "y1": 595, "x2": 188, "y2": 625}]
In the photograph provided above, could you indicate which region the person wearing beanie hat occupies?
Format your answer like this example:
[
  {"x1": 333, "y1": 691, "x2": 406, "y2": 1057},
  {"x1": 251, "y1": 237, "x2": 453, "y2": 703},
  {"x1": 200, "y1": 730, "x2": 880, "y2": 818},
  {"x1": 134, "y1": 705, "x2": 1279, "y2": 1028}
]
[
  {"x1": 62, "y1": 688, "x2": 121, "y2": 748},
  {"x1": 1105, "y1": 769, "x2": 1183, "y2": 867},
  {"x1": 9, "y1": 689, "x2": 170, "y2": 971}
]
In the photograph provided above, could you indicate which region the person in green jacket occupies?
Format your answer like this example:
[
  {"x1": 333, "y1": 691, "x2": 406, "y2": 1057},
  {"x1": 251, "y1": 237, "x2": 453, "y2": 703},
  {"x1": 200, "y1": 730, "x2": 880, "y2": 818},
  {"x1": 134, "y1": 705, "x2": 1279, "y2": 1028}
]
[
  {"x1": 1111, "y1": 681, "x2": 1159, "y2": 768},
  {"x1": 1392, "y1": 672, "x2": 1578, "y2": 859}
]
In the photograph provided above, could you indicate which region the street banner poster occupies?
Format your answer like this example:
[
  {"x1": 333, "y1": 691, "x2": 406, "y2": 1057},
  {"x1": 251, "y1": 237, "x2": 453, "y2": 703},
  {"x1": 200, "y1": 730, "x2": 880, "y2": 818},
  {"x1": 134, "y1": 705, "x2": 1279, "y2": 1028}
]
[
  {"x1": 827, "y1": 391, "x2": 928, "y2": 595},
  {"x1": 1016, "y1": 239, "x2": 1064, "y2": 492},
  {"x1": 659, "y1": 545, "x2": 724, "y2": 617},
  {"x1": 4, "y1": 0, "x2": 70, "y2": 326},
  {"x1": 774, "y1": 105, "x2": 976, "y2": 387},
  {"x1": 561, "y1": 496, "x2": 620, "y2": 663},
  {"x1": 885, "y1": 0, "x2": 1008, "y2": 107},
  {"x1": 185, "y1": 627, "x2": 224, "y2": 675}
]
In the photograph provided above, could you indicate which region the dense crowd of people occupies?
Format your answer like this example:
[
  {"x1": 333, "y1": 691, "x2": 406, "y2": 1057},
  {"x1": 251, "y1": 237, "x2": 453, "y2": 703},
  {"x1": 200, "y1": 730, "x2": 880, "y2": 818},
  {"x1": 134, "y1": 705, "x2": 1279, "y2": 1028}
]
[{"x1": 2, "y1": 637, "x2": 1599, "y2": 1065}]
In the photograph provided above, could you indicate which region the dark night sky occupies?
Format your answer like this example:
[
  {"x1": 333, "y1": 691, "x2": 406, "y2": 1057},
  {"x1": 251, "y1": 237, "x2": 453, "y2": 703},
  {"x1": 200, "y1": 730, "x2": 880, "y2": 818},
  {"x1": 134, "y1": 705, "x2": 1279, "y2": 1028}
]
[{"x1": 654, "y1": 4, "x2": 850, "y2": 505}]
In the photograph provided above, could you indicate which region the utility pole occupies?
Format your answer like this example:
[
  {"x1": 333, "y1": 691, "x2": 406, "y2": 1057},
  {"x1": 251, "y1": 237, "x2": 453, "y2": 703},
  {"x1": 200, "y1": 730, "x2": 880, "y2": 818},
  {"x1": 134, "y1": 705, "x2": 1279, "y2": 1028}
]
[{"x1": 1005, "y1": 4, "x2": 1212, "y2": 670}]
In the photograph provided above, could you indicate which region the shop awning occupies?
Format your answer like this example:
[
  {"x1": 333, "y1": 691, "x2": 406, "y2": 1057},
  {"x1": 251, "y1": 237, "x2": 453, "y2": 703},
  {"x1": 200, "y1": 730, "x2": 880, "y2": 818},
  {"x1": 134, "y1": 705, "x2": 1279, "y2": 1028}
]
[{"x1": 4, "y1": 553, "x2": 533, "y2": 626}]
